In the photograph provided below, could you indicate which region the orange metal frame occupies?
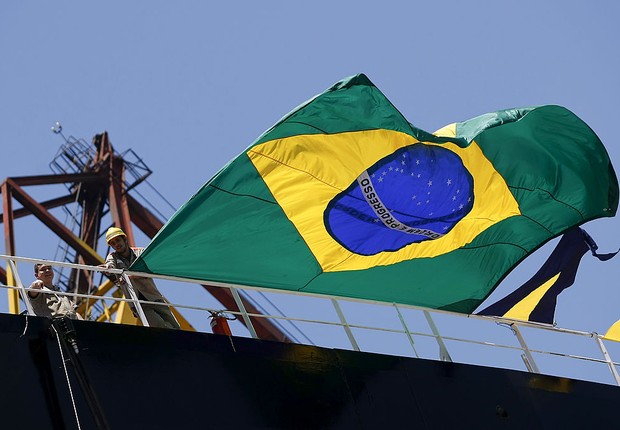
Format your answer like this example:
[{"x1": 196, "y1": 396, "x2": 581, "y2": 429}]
[{"x1": 1, "y1": 132, "x2": 289, "y2": 341}]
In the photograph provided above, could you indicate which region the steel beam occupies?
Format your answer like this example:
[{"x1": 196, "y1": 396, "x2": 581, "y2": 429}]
[
  {"x1": 0, "y1": 193, "x2": 77, "y2": 221},
  {"x1": 7, "y1": 172, "x2": 103, "y2": 187},
  {"x1": 6, "y1": 179, "x2": 103, "y2": 266},
  {"x1": 1, "y1": 181, "x2": 19, "y2": 313},
  {"x1": 108, "y1": 154, "x2": 135, "y2": 245}
]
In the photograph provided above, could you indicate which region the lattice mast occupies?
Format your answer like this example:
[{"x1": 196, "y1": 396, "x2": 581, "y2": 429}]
[{"x1": 1, "y1": 129, "x2": 289, "y2": 341}]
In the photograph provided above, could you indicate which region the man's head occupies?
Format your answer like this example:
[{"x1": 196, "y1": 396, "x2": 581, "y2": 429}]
[
  {"x1": 105, "y1": 227, "x2": 128, "y2": 254},
  {"x1": 34, "y1": 263, "x2": 54, "y2": 284}
]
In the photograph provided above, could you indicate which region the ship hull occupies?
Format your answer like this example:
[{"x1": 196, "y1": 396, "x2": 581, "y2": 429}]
[{"x1": 2, "y1": 312, "x2": 618, "y2": 429}]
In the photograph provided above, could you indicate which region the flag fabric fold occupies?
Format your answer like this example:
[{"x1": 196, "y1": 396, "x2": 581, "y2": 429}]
[
  {"x1": 605, "y1": 320, "x2": 620, "y2": 342},
  {"x1": 476, "y1": 227, "x2": 617, "y2": 324},
  {"x1": 131, "y1": 74, "x2": 618, "y2": 313}
]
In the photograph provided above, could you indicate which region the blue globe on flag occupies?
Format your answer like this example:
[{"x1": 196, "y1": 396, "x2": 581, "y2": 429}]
[{"x1": 324, "y1": 143, "x2": 474, "y2": 255}]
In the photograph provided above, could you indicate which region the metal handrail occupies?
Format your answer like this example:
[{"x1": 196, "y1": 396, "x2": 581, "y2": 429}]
[{"x1": 2, "y1": 254, "x2": 619, "y2": 386}]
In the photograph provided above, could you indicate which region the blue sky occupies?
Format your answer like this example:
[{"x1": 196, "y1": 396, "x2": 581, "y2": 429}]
[{"x1": 2, "y1": 1, "x2": 620, "y2": 380}]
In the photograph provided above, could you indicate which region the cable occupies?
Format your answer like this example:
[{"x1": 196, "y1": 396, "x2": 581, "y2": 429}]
[
  {"x1": 51, "y1": 325, "x2": 82, "y2": 430},
  {"x1": 143, "y1": 178, "x2": 177, "y2": 212},
  {"x1": 242, "y1": 290, "x2": 315, "y2": 345},
  {"x1": 129, "y1": 187, "x2": 170, "y2": 220}
]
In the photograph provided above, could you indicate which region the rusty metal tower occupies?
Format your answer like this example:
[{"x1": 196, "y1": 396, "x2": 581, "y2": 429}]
[{"x1": 1, "y1": 130, "x2": 289, "y2": 341}]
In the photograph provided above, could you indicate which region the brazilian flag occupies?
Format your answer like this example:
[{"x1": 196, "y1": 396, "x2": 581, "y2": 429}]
[{"x1": 131, "y1": 74, "x2": 618, "y2": 313}]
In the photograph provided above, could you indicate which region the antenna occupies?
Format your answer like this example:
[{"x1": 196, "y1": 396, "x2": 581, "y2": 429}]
[{"x1": 50, "y1": 121, "x2": 68, "y2": 141}]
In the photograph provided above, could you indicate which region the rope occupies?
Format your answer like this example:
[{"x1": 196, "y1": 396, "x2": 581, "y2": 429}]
[
  {"x1": 51, "y1": 325, "x2": 82, "y2": 430},
  {"x1": 20, "y1": 314, "x2": 29, "y2": 337}
]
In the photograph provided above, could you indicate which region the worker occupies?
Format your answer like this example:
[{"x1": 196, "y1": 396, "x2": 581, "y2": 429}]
[
  {"x1": 102, "y1": 227, "x2": 180, "y2": 329},
  {"x1": 28, "y1": 263, "x2": 83, "y2": 320}
]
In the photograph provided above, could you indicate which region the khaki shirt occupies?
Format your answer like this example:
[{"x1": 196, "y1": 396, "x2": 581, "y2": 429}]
[
  {"x1": 29, "y1": 284, "x2": 81, "y2": 319},
  {"x1": 105, "y1": 247, "x2": 164, "y2": 301}
]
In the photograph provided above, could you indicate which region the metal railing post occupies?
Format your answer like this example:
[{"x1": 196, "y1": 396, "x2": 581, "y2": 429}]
[
  {"x1": 121, "y1": 273, "x2": 150, "y2": 327},
  {"x1": 230, "y1": 287, "x2": 258, "y2": 339},
  {"x1": 594, "y1": 335, "x2": 620, "y2": 386},
  {"x1": 394, "y1": 304, "x2": 419, "y2": 358},
  {"x1": 8, "y1": 259, "x2": 35, "y2": 316},
  {"x1": 511, "y1": 323, "x2": 540, "y2": 373},
  {"x1": 332, "y1": 299, "x2": 360, "y2": 351},
  {"x1": 423, "y1": 310, "x2": 452, "y2": 362}
]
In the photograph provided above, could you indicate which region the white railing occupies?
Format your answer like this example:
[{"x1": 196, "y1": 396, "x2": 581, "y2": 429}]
[{"x1": 2, "y1": 254, "x2": 620, "y2": 387}]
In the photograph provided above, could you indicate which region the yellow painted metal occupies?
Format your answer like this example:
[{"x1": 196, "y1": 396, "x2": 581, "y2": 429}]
[
  {"x1": 171, "y1": 306, "x2": 195, "y2": 331},
  {"x1": 112, "y1": 297, "x2": 196, "y2": 331},
  {"x1": 77, "y1": 279, "x2": 116, "y2": 316},
  {"x1": 115, "y1": 300, "x2": 140, "y2": 325},
  {"x1": 96, "y1": 300, "x2": 120, "y2": 323},
  {"x1": 6, "y1": 267, "x2": 19, "y2": 314},
  {"x1": 102, "y1": 303, "x2": 112, "y2": 321},
  {"x1": 81, "y1": 277, "x2": 196, "y2": 330},
  {"x1": 8, "y1": 289, "x2": 20, "y2": 314}
]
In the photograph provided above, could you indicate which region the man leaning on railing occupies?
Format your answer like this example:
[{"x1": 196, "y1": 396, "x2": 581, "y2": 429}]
[
  {"x1": 101, "y1": 227, "x2": 180, "y2": 330},
  {"x1": 28, "y1": 263, "x2": 83, "y2": 320}
]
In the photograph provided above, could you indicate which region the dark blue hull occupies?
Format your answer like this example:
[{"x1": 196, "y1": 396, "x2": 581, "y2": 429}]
[{"x1": 3, "y1": 312, "x2": 618, "y2": 429}]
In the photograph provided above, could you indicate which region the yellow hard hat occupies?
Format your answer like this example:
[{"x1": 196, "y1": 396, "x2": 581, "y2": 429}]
[{"x1": 105, "y1": 227, "x2": 126, "y2": 244}]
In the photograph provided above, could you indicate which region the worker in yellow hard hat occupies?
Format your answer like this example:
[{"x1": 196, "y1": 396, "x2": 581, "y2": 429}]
[
  {"x1": 105, "y1": 226, "x2": 126, "y2": 245},
  {"x1": 102, "y1": 226, "x2": 180, "y2": 329}
]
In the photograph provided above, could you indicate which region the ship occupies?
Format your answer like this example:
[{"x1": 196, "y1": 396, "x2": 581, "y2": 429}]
[{"x1": 2, "y1": 74, "x2": 620, "y2": 429}]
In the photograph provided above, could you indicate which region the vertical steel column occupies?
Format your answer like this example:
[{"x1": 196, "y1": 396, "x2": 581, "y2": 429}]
[
  {"x1": 108, "y1": 152, "x2": 135, "y2": 245},
  {"x1": 1, "y1": 182, "x2": 14, "y2": 251},
  {"x1": 1, "y1": 181, "x2": 19, "y2": 314}
]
